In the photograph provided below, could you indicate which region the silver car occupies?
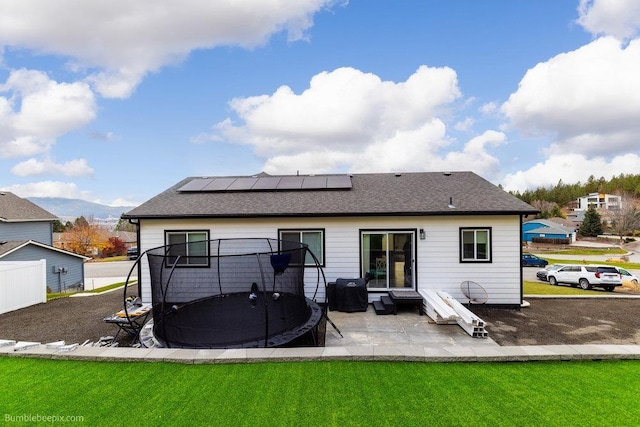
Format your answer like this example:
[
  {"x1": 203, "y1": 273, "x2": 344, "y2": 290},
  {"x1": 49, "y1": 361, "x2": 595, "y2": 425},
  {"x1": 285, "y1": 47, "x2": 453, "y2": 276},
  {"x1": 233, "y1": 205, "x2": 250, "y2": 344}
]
[{"x1": 536, "y1": 264, "x2": 565, "y2": 282}]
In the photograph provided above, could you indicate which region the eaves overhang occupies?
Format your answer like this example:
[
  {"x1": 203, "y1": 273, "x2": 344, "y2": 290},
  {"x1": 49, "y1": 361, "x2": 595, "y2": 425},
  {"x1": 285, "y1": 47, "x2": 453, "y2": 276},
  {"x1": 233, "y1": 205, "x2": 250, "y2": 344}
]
[{"x1": 123, "y1": 209, "x2": 538, "y2": 221}]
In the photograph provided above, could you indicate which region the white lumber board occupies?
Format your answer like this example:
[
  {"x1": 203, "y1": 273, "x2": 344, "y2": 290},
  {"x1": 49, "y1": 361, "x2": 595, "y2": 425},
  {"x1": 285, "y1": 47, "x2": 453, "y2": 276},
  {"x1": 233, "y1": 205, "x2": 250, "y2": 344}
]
[
  {"x1": 436, "y1": 291, "x2": 488, "y2": 338},
  {"x1": 425, "y1": 304, "x2": 458, "y2": 324},
  {"x1": 420, "y1": 289, "x2": 459, "y2": 323},
  {"x1": 437, "y1": 291, "x2": 483, "y2": 325},
  {"x1": 13, "y1": 341, "x2": 40, "y2": 351}
]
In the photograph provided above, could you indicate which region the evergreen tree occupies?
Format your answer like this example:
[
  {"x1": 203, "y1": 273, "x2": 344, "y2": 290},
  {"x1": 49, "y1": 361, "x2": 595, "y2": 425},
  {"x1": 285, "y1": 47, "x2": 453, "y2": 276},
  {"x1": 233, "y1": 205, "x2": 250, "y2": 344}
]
[
  {"x1": 550, "y1": 205, "x2": 565, "y2": 218},
  {"x1": 580, "y1": 206, "x2": 602, "y2": 237},
  {"x1": 115, "y1": 216, "x2": 136, "y2": 232},
  {"x1": 74, "y1": 216, "x2": 89, "y2": 228}
]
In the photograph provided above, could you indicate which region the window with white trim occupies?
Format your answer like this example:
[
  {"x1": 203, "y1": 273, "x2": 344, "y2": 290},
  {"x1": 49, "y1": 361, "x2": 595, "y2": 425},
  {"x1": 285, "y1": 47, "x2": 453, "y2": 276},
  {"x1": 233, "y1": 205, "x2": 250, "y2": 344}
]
[
  {"x1": 279, "y1": 229, "x2": 324, "y2": 266},
  {"x1": 460, "y1": 228, "x2": 491, "y2": 262},
  {"x1": 165, "y1": 230, "x2": 209, "y2": 266}
]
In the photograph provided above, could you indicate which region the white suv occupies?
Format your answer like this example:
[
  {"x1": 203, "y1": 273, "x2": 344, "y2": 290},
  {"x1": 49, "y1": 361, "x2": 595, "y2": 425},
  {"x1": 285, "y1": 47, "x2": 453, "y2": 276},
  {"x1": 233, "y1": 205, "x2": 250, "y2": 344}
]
[{"x1": 547, "y1": 264, "x2": 622, "y2": 291}]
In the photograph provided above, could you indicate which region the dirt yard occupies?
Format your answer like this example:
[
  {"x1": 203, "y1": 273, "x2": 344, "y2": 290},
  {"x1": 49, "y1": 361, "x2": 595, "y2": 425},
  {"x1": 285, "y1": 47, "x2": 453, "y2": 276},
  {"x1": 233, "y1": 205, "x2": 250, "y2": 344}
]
[
  {"x1": 0, "y1": 286, "x2": 137, "y2": 346},
  {"x1": 470, "y1": 298, "x2": 640, "y2": 346}
]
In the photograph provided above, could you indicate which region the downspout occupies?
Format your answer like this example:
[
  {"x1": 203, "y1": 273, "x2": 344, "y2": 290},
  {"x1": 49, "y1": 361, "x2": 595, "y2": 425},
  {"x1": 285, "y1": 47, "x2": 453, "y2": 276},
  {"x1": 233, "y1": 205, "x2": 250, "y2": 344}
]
[
  {"x1": 519, "y1": 215, "x2": 525, "y2": 306},
  {"x1": 129, "y1": 218, "x2": 142, "y2": 299}
]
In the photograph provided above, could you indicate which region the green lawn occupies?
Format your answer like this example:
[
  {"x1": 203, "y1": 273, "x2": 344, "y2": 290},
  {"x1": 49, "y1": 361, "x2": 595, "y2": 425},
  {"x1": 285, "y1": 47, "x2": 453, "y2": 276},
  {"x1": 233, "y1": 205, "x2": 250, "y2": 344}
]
[
  {"x1": 47, "y1": 281, "x2": 132, "y2": 301},
  {"x1": 1, "y1": 357, "x2": 639, "y2": 426},
  {"x1": 532, "y1": 247, "x2": 628, "y2": 256},
  {"x1": 523, "y1": 280, "x2": 606, "y2": 295}
]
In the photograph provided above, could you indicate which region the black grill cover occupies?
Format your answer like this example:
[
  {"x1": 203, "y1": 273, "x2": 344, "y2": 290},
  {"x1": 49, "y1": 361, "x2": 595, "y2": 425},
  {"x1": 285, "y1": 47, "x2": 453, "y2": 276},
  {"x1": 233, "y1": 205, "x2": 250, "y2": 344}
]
[{"x1": 331, "y1": 278, "x2": 368, "y2": 312}]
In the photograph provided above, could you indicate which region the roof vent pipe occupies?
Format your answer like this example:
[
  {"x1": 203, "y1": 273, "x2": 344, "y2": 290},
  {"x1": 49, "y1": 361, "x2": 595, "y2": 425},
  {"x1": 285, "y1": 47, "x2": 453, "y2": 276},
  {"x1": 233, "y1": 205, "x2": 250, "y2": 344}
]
[{"x1": 448, "y1": 197, "x2": 456, "y2": 209}]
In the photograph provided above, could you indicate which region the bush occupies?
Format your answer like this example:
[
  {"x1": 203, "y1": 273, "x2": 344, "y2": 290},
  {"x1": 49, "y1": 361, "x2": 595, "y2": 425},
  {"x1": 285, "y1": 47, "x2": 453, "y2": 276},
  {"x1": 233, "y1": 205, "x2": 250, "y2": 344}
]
[{"x1": 102, "y1": 237, "x2": 127, "y2": 257}]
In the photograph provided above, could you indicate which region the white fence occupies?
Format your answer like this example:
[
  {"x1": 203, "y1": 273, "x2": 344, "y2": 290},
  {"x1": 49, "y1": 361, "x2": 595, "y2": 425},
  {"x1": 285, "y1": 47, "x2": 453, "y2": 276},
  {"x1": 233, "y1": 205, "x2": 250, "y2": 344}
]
[{"x1": 0, "y1": 260, "x2": 47, "y2": 315}]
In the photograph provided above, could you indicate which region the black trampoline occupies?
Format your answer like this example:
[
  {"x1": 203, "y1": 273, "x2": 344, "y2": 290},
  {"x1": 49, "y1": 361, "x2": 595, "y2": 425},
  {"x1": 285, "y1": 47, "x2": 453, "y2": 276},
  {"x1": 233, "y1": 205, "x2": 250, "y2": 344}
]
[{"x1": 132, "y1": 238, "x2": 325, "y2": 349}]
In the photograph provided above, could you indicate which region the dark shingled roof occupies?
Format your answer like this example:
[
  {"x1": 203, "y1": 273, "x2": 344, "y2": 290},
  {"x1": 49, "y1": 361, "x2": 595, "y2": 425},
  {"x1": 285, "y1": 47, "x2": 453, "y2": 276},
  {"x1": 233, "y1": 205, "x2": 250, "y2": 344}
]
[
  {"x1": 0, "y1": 191, "x2": 58, "y2": 222},
  {"x1": 123, "y1": 171, "x2": 537, "y2": 219}
]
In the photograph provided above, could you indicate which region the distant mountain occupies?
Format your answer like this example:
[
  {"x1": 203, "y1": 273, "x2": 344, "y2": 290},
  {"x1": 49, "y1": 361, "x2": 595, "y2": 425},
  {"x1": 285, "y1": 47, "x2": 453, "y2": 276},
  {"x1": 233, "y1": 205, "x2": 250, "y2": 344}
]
[{"x1": 27, "y1": 197, "x2": 136, "y2": 222}]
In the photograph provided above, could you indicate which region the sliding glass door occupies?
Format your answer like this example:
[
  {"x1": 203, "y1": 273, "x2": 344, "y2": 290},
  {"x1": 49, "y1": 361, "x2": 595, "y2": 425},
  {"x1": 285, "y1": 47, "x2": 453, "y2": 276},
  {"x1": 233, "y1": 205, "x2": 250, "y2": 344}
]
[{"x1": 361, "y1": 231, "x2": 414, "y2": 290}]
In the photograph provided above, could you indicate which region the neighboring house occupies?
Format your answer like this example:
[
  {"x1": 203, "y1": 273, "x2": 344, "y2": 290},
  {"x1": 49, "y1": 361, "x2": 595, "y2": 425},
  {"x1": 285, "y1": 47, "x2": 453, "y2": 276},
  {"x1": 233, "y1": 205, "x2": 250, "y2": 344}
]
[
  {"x1": 522, "y1": 218, "x2": 577, "y2": 243},
  {"x1": 0, "y1": 191, "x2": 88, "y2": 292},
  {"x1": 574, "y1": 192, "x2": 622, "y2": 211},
  {"x1": 123, "y1": 172, "x2": 538, "y2": 307},
  {"x1": 565, "y1": 210, "x2": 585, "y2": 227}
]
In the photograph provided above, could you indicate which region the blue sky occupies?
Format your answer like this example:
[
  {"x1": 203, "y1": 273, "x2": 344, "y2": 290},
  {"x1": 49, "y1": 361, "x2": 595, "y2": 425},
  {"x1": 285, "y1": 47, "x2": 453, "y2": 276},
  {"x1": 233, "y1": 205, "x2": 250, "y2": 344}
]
[{"x1": 1, "y1": 0, "x2": 639, "y2": 207}]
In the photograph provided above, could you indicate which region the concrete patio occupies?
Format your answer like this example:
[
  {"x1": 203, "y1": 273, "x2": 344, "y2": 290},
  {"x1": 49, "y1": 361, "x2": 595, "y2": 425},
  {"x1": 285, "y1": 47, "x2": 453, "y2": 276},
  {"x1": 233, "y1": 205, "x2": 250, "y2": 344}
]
[{"x1": 323, "y1": 306, "x2": 498, "y2": 348}]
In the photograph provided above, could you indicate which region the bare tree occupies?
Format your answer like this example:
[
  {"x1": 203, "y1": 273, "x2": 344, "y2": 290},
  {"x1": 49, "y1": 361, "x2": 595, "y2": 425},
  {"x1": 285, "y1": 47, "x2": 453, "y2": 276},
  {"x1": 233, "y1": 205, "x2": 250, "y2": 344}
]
[
  {"x1": 530, "y1": 200, "x2": 565, "y2": 219},
  {"x1": 607, "y1": 195, "x2": 640, "y2": 239}
]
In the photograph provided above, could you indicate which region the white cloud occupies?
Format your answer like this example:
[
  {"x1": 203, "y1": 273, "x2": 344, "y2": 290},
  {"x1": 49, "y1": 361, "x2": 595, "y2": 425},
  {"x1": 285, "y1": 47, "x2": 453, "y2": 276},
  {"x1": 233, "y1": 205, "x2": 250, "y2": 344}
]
[
  {"x1": 1, "y1": 180, "x2": 90, "y2": 199},
  {"x1": 502, "y1": 152, "x2": 640, "y2": 192},
  {"x1": 11, "y1": 158, "x2": 94, "y2": 177},
  {"x1": 0, "y1": 0, "x2": 343, "y2": 98},
  {"x1": 209, "y1": 66, "x2": 508, "y2": 176},
  {"x1": 501, "y1": 37, "x2": 640, "y2": 157},
  {"x1": 480, "y1": 102, "x2": 498, "y2": 115},
  {"x1": 454, "y1": 117, "x2": 474, "y2": 132},
  {"x1": 0, "y1": 69, "x2": 96, "y2": 158},
  {"x1": 577, "y1": 0, "x2": 640, "y2": 40},
  {"x1": 440, "y1": 130, "x2": 506, "y2": 177}
]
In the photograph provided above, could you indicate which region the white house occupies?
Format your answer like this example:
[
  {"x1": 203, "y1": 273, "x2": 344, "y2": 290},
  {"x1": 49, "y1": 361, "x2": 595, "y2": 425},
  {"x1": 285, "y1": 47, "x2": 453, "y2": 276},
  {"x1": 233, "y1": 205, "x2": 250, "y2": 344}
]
[
  {"x1": 574, "y1": 192, "x2": 622, "y2": 211},
  {"x1": 123, "y1": 171, "x2": 537, "y2": 308}
]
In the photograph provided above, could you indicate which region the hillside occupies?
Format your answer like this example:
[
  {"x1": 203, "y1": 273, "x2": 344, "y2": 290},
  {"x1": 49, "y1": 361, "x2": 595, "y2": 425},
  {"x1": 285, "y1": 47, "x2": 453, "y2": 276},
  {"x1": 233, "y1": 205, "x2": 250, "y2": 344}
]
[{"x1": 27, "y1": 197, "x2": 136, "y2": 223}]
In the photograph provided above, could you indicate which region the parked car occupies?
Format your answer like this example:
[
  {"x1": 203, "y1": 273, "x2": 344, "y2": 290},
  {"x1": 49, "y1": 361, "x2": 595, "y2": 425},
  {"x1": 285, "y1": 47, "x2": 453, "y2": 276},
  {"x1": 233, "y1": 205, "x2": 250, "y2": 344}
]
[
  {"x1": 522, "y1": 253, "x2": 549, "y2": 267},
  {"x1": 615, "y1": 267, "x2": 639, "y2": 287},
  {"x1": 127, "y1": 247, "x2": 138, "y2": 260},
  {"x1": 536, "y1": 264, "x2": 565, "y2": 281},
  {"x1": 547, "y1": 264, "x2": 622, "y2": 291}
]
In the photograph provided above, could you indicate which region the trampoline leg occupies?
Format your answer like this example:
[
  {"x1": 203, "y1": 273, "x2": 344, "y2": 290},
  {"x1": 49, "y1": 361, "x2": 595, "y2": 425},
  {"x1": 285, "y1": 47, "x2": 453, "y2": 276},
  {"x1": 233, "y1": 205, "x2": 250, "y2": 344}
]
[{"x1": 323, "y1": 310, "x2": 343, "y2": 338}]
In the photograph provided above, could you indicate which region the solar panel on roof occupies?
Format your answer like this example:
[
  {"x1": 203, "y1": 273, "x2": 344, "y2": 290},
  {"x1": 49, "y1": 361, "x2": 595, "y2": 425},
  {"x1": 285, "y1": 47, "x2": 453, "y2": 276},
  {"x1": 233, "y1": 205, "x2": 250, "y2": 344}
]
[
  {"x1": 327, "y1": 175, "x2": 352, "y2": 189},
  {"x1": 177, "y1": 178, "x2": 214, "y2": 192},
  {"x1": 277, "y1": 176, "x2": 304, "y2": 189},
  {"x1": 301, "y1": 176, "x2": 327, "y2": 189},
  {"x1": 227, "y1": 177, "x2": 259, "y2": 190},
  {"x1": 177, "y1": 174, "x2": 352, "y2": 192},
  {"x1": 202, "y1": 178, "x2": 236, "y2": 191},
  {"x1": 252, "y1": 177, "x2": 281, "y2": 190}
]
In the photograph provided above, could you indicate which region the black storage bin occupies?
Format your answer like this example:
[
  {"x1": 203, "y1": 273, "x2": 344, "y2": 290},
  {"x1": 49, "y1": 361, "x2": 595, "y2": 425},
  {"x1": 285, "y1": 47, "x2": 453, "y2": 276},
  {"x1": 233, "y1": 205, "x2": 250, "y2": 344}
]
[{"x1": 332, "y1": 278, "x2": 368, "y2": 312}]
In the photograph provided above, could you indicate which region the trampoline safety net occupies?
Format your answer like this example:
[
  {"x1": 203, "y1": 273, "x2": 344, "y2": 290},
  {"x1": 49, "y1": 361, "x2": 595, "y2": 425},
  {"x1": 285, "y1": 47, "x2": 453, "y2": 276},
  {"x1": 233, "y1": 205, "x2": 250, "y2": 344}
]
[{"x1": 145, "y1": 238, "x2": 324, "y2": 349}]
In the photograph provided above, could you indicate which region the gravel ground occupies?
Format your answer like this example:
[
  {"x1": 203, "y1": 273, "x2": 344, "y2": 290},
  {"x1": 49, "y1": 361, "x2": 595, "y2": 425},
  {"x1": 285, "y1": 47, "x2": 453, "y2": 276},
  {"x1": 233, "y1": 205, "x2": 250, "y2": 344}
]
[{"x1": 2, "y1": 284, "x2": 640, "y2": 347}]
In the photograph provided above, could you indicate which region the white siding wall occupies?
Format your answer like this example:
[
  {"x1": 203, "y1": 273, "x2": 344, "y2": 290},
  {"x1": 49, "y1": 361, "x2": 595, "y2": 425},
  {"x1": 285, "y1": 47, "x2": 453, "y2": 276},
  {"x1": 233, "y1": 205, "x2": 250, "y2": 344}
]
[
  {"x1": 137, "y1": 215, "x2": 522, "y2": 305},
  {"x1": 417, "y1": 216, "x2": 521, "y2": 305}
]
